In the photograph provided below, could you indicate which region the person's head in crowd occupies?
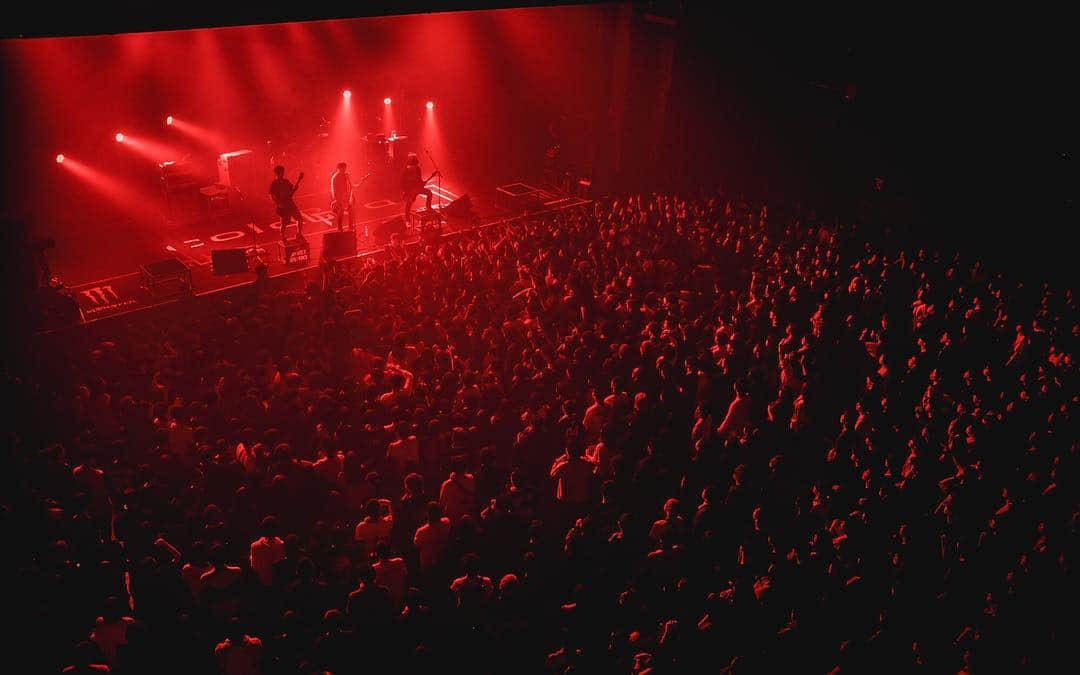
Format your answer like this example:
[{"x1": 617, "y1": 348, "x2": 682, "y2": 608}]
[
  {"x1": 404, "y1": 472, "x2": 424, "y2": 496},
  {"x1": 369, "y1": 498, "x2": 389, "y2": 523},
  {"x1": 460, "y1": 552, "x2": 480, "y2": 577},
  {"x1": 207, "y1": 543, "x2": 227, "y2": 569},
  {"x1": 100, "y1": 595, "x2": 125, "y2": 623},
  {"x1": 323, "y1": 608, "x2": 343, "y2": 631},
  {"x1": 426, "y1": 501, "x2": 444, "y2": 523},
  {"x1": 188, "y1": 540, "x2": 207, "y2": 566},
  {"x1": 224, "y1": 616, "x2": 246, "y2": 644},
  {"x1": 260, "y1": 515, "x2": 279, "y2": 539}
]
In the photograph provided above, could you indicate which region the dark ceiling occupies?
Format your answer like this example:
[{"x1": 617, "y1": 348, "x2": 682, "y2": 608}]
[{"x1": 4, "y1": 1, "x2": 591, "y2": 39}]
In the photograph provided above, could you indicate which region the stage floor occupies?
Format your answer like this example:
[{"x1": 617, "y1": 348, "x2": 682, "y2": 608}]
[{"x1": 56, "y1": 180, "x2": 588, "y2": 324}]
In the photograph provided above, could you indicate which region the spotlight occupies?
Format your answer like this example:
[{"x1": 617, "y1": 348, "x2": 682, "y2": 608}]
[
  {"x1": 115, "y1": 132, "x2": 125, "y2": 143},
  {"x1": 56, "y1": 154, "x2": 65, "y2": 164},
  {"x1": 166, "y1": 115, "x2": 174, "y2": 126},
  {"x1": 343, "y1": 90, "x2": 351, "y2": 99},
  {"x1": 426, "y1": 101, "x2": 434, "y2": 110},
  {"x1": 383, "y1": 97, "x2": 392, "y2": 105}
]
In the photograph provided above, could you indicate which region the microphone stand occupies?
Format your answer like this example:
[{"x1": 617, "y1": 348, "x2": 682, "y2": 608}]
[
  {"x1": 236, "y1": 186, "x2": 267, "y2": 271},
  {"x1": 425, "y1": 149, "x2": 442, "y2": 230},
  {"x1": 236, "y1": 188, "x2": 264, "y2": 268}
]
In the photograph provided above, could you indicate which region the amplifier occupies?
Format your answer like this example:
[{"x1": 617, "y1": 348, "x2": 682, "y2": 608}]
[
  {"x1": 217, "y1": 150, "x2": 259, "y2": 200},
  {"x1": 322, "y1": 230, "x2": 357, "y2": 259},
  {"x1": 443, "y1": 194, "x2": 473, "y2": 218},
  {"x1": 211, "y1": 248, "x2": 249, "y2": 275},
  {"x1": 278, "y1": 238, "x2": 311, "y2": 265},
  {"x1": 140, "y1": 258, "x2": 193, "y2": 296},
  {"x1": 371, "y1": 216, "x2": 406, "y2": 244}
]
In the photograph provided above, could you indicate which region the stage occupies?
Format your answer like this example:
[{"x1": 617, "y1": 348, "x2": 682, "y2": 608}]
[{"x1": 57, "y1": 180, "x2": 588, "y2": 325}]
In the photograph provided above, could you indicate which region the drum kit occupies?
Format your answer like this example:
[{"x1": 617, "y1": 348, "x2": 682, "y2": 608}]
[
  {"x1": 361, "y1": 131, "x2": 409, "y2": 165},
  {"x1": 266, "y1": 128, "x2": 409, "y2": 171},
  {"x1": 263, "y1": 119, "x2": 414, "y2": 203}
]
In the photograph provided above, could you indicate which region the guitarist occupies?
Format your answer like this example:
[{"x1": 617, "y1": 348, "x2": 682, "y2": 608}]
[
  {"x1": 330, "y1": 162, "x2": 355, "y2": 232},
  {"x1": 329, "y1": 162, "x2": 373, "y2": 233},
  {"x1": 401, "y1": 153, "x2": 439, "y2": 227},
  {"x1": 270, "y1": 164, "x2": 305, "y2": 243}
]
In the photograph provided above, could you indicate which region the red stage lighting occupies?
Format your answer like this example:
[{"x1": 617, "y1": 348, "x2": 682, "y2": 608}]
[
  {"x1": 383, "y1": 97, "x2": 392, "y2": 105},
  {"x1": 115, "y1": 132, "x2": 125, "y2": 143},
  {"x1": 166, "y1": 115, "x2": 174, "y2": 126},
  {"x1": 56, "y1": 154, "x2": 65, "y2": 164},
  {"x1": 426, "y1": 101, "x2": 435, "y2": 110},
  {"x1": 343, "y1": 89, "x2": 352, "y2": 99}
]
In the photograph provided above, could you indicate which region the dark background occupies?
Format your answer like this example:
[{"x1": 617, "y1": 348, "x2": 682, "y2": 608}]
[{"x1": 2, "y1": 1, "x2": 1072, "y2": 276}]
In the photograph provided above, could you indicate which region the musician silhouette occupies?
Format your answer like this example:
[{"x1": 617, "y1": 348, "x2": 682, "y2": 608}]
[
  {"x1": 330, "y1": 162, "x2": 353, "y2": 232},
  {"x1": 270, "y1": 165, "x2": 305, "y2": 243},
  {"x1": 401, "y1": 153, "x2": 438, "y2": 227}
]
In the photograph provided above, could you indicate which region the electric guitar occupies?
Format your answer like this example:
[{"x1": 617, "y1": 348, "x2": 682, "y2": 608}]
[
  {"x1": 402, "y1": 169, "x2": 441, "y2": 196},
  {"x1": 421, "y1": 170, "x2": 441, "y2": 187},
  {"x1": 353, "y1": 171, "x2": 375, "y2": 190},
  {"x1": 332, "y1": 172, "x2": 373, "y2": 211},
  {"x1": 272, "y1": 171, "x2": 304, "y2": 212}
]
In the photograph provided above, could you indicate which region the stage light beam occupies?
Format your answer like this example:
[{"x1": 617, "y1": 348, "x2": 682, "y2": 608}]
[
  {"x1": 166, "y1": 115, "x2": 174, "y2": 126},
  {"x1": 384, "y1": 97, "x2": 392, "y2": 105},
  {"x1": 343, "y1": 89, "x2": 351, "y2": 99},
  {"x1": 167, "y1": 117, "x2": 226, "y2": 152},
  {"x1": 426, "y1": 101, "x2": 435, "y2": 110},
  {"x1": 56, "y1": 154, "x2": 65, "y2": 164},
  {"x1": 113, "y1": 132, "x2": 182, "y2": 163},
  {"x1": 56, "y1": 156, "x2": 149, "y2": 217}
]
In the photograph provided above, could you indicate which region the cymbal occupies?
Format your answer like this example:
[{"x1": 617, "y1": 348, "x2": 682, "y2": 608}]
[{"x1": 361, "y1": 133, "x2": 408, "y2": 143}]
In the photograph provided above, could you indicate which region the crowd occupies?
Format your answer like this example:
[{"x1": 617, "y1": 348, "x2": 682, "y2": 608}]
[{"x1": 3, "y1": 191, "x2": 1075, "y2": 673}]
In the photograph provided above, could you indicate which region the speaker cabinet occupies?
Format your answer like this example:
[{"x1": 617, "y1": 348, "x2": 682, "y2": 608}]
[
  {"x1": 217, "y1": 150, "x2": 260, "y2": 203},
  {"x1": 211, "y1": 248, "x2": 249, "y2": 275},
  {"x1": 443, "y1": 194, "x2": 473, "y2": 218},
  {"x1": 372, "y1": 216, "x2": 406, "y2": 244},
  {"x1": 323, "y1": 230, "x2": 357, "y2": 259}
]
